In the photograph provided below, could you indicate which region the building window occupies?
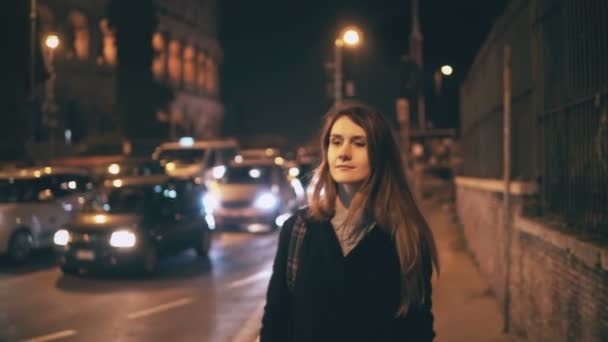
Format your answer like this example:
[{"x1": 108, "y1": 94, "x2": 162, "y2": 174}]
[
  {"x1": 168, "y1": 40, "x2": 182, "y2": 83},
  {"x1": 206, "y1": 58, "x2": 218, "y2": 95},
  {"x1": 196, "y1": 52, "x2": 206, "y2": 91},
  {"x1": 69, "y1": 11, "x2": 89, "y2": 60},
  {"x1": 99, "y1": 19, "x2": 116, "y2": 65},
  {"x1": 183, "y1": 45, "x2": 196, "y2": 87},
  {"x1": 152, "y1": 32, "x2": 166, "y2": 80}
]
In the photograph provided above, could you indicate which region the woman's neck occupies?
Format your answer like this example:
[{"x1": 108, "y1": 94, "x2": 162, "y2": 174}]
[{"x1": 337, "y1": 183, "x2": 360, "y2": 208}]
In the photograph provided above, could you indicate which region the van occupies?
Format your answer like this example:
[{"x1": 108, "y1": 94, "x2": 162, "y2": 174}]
[{"x1": 152, "y1": 138, "x2": 239, "y2": 181}]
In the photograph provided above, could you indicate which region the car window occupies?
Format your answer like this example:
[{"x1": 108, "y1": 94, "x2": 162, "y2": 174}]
[
  {"x1": 56, "y1": 174, "x2": 94, "y2": 194},
  {"x1": 220, "y1": 165, "x2": 273, "y2": 184},
  {"x1": 158, "y1": 148, "x2": 206, "y2": 164},
  {"x1": 0, "y1": 178, "x2": 48, "y2": 203},
  {"x1": 205, "y1": 150, "x2": 217, "y2": 168},
  {"x1": 217, "y1": 147, "x2": 237, "y2": 164}
]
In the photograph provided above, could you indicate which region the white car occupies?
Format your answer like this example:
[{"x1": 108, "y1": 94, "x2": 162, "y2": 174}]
[
  {"x1": 153, "y1": 138, "x2": 239, "y2": 181},
  {"x1": 0, "y1": 167, "x2": 94, "y2": 262},
  {"x1": 203, "y1": 160, "x2": 306, "y2": 232}
]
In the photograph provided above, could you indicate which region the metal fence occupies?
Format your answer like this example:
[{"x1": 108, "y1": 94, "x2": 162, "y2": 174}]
[
  {"x1": 460, "y1": 0, "x2": 608, "y2": 240},
  {"x1": 534, "y1": 0, "x2": 608, "y2": 240}
]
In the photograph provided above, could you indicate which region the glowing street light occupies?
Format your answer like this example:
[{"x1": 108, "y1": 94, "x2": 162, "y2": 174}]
[
  {"x1": 342, "y1": 29, "x2": 361, "y2": 46},
  {"x1": 334, "y1": 26, "x2": 363, "y2": 104},
  {"x1": 45, "y1": 34, "x2": 60, "y2": 49},
  {"x1": 440, "y1": 65, "x2": 453, "y2": 76}
]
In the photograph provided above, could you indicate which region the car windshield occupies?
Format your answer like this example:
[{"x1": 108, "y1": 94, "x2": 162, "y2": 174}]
[
  {"x1": 158, "y1": 148, "x2": 206, "y2": 164},
  {"x1": 0, "y1": 178, "x2": 49, "y2": 203},
  {"x1": 115, "y1": 161, "x2": 165, "y2": 176},
  {"x1": 221, "y1": 165, "x2": 273, "y2": 184},
  {"x1": 84, "y1": 186, "x2": 158, "y2": 214}
]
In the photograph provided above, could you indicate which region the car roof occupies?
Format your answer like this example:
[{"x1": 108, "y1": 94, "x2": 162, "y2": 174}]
[
  {"x1": 0, "y1": 166, "x2": 91, "y2": 180},
  {"x1": 228, "y1": 159, "x2": 278, "y2": 168},
  {"x1": 156, "y1": 138, "x2": 238, "y2": 150},
  {"x1": 103, "y1": 175, "x2": 170, "y2": 188}
]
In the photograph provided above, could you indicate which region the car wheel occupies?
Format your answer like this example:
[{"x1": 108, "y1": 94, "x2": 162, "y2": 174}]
[
  {"x1": 195, "y1": 230, "x2": 212, "y2": 257},
  {"x1": 8, "y1": 230, "x2": 33, "y2": 263},
  {"x1": 142, "y1": 244, "x2": 159, "y2": 275}
]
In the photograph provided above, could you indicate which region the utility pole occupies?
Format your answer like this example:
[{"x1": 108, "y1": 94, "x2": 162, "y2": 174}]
[
  {"x1": 409, "y1": 0, "x2": 426, "y2": 131},
  {"x1": 29, "y1": 0, "x2": 37, "y2": 144},
  {"x1": 333, "y1": 39, "x2": 344, "y2": 105}
]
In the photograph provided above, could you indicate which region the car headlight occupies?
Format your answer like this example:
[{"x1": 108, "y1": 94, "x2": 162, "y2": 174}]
[
  {"x1": 202, "y1": 192, "x2": 220, "y2": 213},
  {"x1": 109, "y1": 230, "x2": 137, "y2": 248},
  {"x1": 108, "y1": 163, "x2": 120, "y2": 175},
  {"x1": 254, "y1": 192, "x2": 279, "y2": 210},
  {"x1": 53, "y1": 229, "x2": 70, "y2": 246}
]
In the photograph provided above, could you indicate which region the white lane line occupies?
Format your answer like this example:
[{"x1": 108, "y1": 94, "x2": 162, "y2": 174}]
[
  {"x1": 20, "y1": 329, "x2": 77, "y2": 342},
  {"x1": 127, "y1": 297, "x2": 194, "y2": 320},
  {"x1": 227, "y1": 270, "x2": 272, "y2": 289}
]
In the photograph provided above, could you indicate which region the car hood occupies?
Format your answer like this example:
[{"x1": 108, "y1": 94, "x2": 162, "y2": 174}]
[
  {"x1": 68, "y1": 213, "x2": 141, "y2": 232},
  {"x1": 165, "y1": 163, "x2": 202, "y2": 178}
]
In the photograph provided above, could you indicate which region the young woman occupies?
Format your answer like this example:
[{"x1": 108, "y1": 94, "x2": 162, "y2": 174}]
[{"x1": 260, "y1": 100, "x2": 439, "y2": 342}]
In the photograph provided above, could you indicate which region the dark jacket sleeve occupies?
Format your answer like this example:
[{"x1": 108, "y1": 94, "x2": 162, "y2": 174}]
[
  {"x1": 259, "y1": 215, "x2": 297, "y2": 342},
  {"x1": 396, "y1": 252, "x2": 435, "y2": 341}
]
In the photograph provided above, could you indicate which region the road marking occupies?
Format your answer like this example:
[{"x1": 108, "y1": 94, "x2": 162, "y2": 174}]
[
  {"x1": 20, "y1": 329, "x2": 77, "y2": 342},
  {"x1": 127, "y1": 297, "x2": 194, "y2": 320},
  {"x1": 227, "y1": 270, "x2": 271, "y2": 289}
]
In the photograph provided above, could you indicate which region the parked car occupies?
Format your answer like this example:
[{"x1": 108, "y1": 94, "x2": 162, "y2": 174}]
[
  {"x1": 54, "y1": 175, "x2": 211, "y2": 275},
  {"x1": 203, "y1": 159, "x2": 304, "y2": 232},
  {"x1": 0, "y1": 167, "x2": 94, "y2": 262}
]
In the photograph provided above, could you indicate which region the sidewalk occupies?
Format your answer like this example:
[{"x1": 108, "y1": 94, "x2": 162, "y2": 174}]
[{"x1": 420, "y1": 177, "x2": 522, "y2": 342}]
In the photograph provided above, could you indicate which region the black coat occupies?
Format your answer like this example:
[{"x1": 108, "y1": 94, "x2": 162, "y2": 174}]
[{"x1": 260, "y1": 212, "x2": 435, "y2": 342}]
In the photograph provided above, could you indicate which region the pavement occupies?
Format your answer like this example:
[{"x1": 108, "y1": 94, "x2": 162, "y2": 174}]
[
  {"x1": 420, "y1": 177, "x2": 523, "y2": 341},
  {"x1": 237, "y1": 176, "x2": 524, "y2": 342}
]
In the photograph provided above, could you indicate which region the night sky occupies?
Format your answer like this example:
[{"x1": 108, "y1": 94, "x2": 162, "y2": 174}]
[{"x1": 219, "y1": 0, "x2": 509, "y2": 148}]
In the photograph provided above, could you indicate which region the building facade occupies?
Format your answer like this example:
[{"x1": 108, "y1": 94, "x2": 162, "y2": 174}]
[{"x1": 35, "y1": 0, "x2": 223, "y2": 146}]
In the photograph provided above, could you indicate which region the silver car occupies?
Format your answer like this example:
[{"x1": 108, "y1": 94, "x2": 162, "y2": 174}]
[{"x1": 203, "y1": 160, "x2": 305, "y2": 232}]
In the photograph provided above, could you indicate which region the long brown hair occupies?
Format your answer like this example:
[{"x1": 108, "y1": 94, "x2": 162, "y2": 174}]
[{"x1": 308, "y1": 100, "x2": 439, "y2": 316}]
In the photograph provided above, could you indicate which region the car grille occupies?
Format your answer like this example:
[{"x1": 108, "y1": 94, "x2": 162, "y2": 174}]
[
  {"x1": 70, "y1": 231, "x2": 107, "y2": 244},
  {"x1": 221, "y1": 200, "x2": 252, "y2": 209}
]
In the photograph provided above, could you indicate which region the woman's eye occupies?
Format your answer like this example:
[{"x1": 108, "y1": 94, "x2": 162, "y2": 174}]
[
  {"x1": 354, "y1": 141, "x2": 366, "y2": 147},
  {"x1": 330, "y1": 140, "x2": 341, "y2": 146}
]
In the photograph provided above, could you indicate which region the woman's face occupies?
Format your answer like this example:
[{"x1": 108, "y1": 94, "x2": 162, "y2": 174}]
[{"x1": 327, "y1": 116, "x2": 371, "y2": 189}]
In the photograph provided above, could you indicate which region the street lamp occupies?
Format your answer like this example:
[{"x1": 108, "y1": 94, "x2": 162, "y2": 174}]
[
  {"x1": 334, "y1": 27, "x2": 362, "y2": 104},
  {"x1": 434, "y1": 65, "x2": 454, "y2": 96},
  {"x1": 45, "y1": 34, "x2": 60, "y2": 49},
  {"x1": 43, "y1": 33, "x2": 60, "y2": 159},
  {"x1": 440, "y1": 65, "x2": 453, "y2": 76}
]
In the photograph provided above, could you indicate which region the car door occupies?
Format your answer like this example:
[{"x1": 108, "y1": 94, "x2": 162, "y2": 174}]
[
  {"x1": 151, "y1": 197, "x2": 183, "y2": 254},
  {"x1": 29, "y1": 176, "x2": 64, "y2": 247},
  {"x1": 172, "y1": 180, "x2": 206, "y2": 248}
]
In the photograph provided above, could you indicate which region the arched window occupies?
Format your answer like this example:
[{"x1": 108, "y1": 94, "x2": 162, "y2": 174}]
[
  {"x1": 152, "y1": 32, "x2": 166, "y2": 80},
  {"x1": 183, "y1": 45, "x2": 196, "y2": 87},
  {"x1": 168, "y1": 40, "x2": 182, "y2": 83},
  {"x1": 196, "y1": 52, "x2": 206, "y2": 91},
  {"x1": 206, "y1": 58, "x2": 218, "y2": 95},
  {"x1": 99, "y1": 19, "x2": 116, "y2": 65},
  {"x1": 69, "y1": 11, "x2": 89, "y2": 59}
]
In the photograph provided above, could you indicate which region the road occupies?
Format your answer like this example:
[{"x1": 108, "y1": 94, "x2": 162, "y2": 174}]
[{"x1": 0, "y1": 232, "x2": 277, "y2": 342}]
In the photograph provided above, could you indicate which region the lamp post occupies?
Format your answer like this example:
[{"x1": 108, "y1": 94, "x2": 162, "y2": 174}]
[
  {"x1": 333, "y1": 27, "x2": 361, "y2": 105},
  {"x1": 43, "y1": 33, "x2": 60, "y2": 159}
]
